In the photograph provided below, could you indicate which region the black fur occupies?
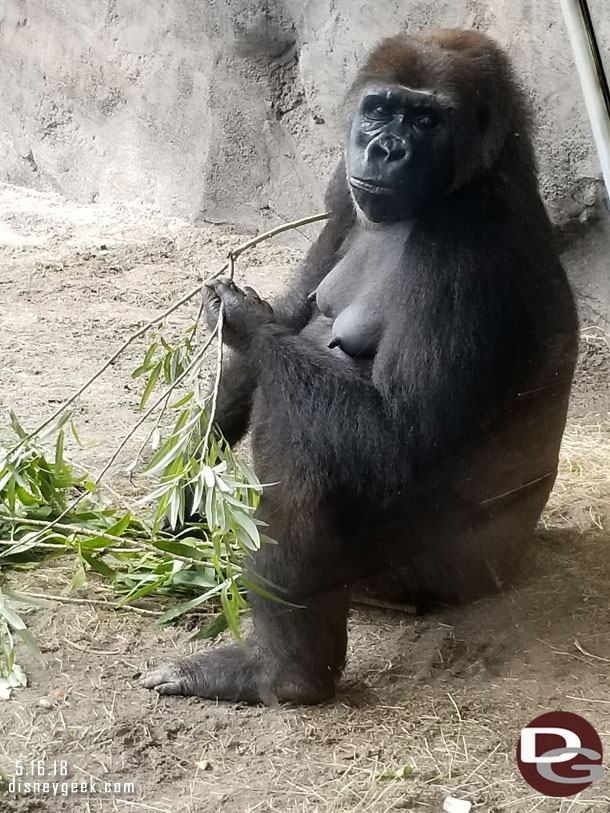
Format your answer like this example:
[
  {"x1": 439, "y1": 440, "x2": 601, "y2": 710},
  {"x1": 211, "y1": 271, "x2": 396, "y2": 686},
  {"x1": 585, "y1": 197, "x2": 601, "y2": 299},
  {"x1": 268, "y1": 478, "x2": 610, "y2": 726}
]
[{"x1": 141, "y1": 30, "x2": 578, "y2": 704}]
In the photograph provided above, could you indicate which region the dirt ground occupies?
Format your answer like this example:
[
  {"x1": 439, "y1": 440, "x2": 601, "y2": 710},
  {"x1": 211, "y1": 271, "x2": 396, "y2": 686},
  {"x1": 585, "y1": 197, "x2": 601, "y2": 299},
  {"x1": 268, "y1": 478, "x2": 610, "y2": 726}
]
[{"x1": 1, "y1": 182, "x2": 610, "y2": 813}]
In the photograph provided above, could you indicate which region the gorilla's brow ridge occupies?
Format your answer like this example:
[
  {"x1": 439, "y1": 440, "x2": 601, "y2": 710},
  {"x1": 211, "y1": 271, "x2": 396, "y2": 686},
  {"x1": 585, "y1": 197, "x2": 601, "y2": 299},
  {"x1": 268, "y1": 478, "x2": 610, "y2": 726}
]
[{"x1": 364, "y1": 84, "x2": 455, "y2": 108}]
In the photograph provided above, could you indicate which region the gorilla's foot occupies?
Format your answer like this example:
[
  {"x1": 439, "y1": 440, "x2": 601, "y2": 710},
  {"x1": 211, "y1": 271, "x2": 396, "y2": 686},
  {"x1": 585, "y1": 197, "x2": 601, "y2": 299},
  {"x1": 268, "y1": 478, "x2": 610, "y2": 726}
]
[
  {"x1": 140, "y1": 642, "x2": 337, "y2": 705},
  {"x1": 140, "y1": 643, "x2": 261, "y2": 702}
]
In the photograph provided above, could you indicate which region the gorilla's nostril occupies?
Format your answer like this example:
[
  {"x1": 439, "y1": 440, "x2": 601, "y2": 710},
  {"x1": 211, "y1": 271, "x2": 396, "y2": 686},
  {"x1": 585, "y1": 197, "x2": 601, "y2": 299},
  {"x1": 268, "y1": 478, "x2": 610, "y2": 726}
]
[
  {"x1": 371, "y1": 135, "x2": 407, "y2": 162},
  {"x1": 387, "y1": 146, "x2": 406, "y2": 162}
]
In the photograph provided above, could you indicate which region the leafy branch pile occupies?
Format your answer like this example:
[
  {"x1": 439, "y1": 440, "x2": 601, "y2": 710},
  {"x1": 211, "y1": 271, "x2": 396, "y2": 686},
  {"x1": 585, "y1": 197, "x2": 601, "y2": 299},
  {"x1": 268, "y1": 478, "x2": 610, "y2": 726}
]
[{"x1": 0, "y1": 212, "x2": 328, "y2": 694}]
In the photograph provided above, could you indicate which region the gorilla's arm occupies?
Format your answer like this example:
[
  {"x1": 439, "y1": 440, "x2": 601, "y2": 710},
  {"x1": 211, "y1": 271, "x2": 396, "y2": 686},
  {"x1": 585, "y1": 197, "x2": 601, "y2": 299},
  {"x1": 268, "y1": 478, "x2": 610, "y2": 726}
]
[{"x1": 212, "y1": 164, "x2": 355, "y2": 445}]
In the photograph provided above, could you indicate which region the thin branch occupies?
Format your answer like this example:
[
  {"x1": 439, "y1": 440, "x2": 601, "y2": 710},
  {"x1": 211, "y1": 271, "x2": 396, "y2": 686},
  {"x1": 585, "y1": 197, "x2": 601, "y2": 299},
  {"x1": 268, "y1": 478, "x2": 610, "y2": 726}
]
[
  {"x1": 23, "y1": 329, "x2": 218, "y2": 546},
  {"x1": 6, "y1": 282, "x2": 203, "y2": 458},
  {"x1": 227, "y1": 212, "x2": 328, "y2": 261},
  {"x1": 129, "y1": 397, "x2": 169, "y2": 477},
  {"x1": 574, "y1": 639, "x2": 610, "y2": 663},
  {"x1": 12, "y1": 591, "x2": 162, "y2": 616},
  {"x1": 6, "y1": 211, "x2": 329, "y2": 459},
  {"x1": 200, "y1": 309, "x2": 224, "y2": 462},
  {"x1": 199, "y1": 251, "x2": 232, "y2": 462},
  {"x1": 5, "y1": 211, "x2": 329, "y2": 548},
  {"x1": 94, "y1": 330, "x2": 215, "y2": 482},
  {"x1": 0, "y1": 538, "x2": 135, "y2": 553}
]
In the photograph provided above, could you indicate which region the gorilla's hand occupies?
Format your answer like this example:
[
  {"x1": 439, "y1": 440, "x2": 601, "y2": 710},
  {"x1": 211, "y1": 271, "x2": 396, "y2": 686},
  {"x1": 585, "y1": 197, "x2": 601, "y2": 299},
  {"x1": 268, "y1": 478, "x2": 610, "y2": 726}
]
[{"x1": 204, "y1": 277, "x2": 274, "y2": 352}]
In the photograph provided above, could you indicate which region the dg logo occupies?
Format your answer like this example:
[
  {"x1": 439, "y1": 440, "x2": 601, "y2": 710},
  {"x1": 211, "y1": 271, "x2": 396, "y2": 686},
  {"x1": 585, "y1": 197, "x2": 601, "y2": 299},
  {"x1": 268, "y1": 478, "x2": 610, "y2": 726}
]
[{"x1": 517, "y1": 711, "x2": 604, "y2": 797}]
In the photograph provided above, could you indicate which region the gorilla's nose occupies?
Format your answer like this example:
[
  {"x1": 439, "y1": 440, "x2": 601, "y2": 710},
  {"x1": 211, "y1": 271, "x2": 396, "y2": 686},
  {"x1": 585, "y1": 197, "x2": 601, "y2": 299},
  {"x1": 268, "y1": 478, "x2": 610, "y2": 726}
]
[{"x1": 369, "y1": 133, "x2": 407, "y2": 162}]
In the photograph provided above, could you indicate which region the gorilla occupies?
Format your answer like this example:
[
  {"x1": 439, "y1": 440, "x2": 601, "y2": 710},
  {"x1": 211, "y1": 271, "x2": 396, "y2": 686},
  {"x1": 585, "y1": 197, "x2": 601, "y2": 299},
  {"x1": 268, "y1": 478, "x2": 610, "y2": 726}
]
[{"x1": 142, "y1": 30, "x2": 578, "y2": 704}]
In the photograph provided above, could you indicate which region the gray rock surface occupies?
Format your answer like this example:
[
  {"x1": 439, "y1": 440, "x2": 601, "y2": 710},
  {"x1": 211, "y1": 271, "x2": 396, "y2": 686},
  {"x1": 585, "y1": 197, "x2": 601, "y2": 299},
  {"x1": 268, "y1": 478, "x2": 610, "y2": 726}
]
[{"x1": 1, "y1": 0, "x2": 608, "y2": 319}]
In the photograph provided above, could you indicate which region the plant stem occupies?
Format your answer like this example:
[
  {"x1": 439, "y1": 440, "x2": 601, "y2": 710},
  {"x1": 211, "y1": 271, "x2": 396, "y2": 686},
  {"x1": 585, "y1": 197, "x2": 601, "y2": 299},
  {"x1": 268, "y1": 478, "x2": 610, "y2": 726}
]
[
  {"x1": 5, "y1": 211, "x2": 329, "y2": 549},
  {"x1": 0, "y1": 539, "x2": 135, "y2": 553},
  {"x1": 22, "y1": 329, "x2": 218, "y2": 546},
  {"x1": 6, "y1": 211, "x2": 328, "y2": 460},
  {"x1": 6, "y1": 282, "x2": 203, "y2": 458},
  {"x1": 13, "y1": 591, "x2": 162, "y2": 616},
  {"x1": 200, "y1": 307, "x2": 225, "y2": 461}
]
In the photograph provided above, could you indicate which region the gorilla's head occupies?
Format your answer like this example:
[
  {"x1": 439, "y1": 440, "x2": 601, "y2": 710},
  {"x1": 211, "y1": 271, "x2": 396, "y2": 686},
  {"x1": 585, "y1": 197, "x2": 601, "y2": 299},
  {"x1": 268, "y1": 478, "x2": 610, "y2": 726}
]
[{"x1": 345, "y1": 30, "x2": 533, "y2": 222}]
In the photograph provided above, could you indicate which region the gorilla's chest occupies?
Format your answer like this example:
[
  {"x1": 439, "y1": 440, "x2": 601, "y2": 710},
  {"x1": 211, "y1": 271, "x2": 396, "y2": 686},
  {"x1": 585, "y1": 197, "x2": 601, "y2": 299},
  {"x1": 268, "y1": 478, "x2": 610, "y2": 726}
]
[{"x1": 310, "y1": 222, "x2": 412, "y2": 358}]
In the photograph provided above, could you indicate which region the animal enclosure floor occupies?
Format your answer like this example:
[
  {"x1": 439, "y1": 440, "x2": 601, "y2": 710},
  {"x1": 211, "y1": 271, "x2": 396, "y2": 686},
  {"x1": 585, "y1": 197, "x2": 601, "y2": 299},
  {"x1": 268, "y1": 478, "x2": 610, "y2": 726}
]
[{"x1": 1, "y1": 183, "x2": 610, "y2": 813}]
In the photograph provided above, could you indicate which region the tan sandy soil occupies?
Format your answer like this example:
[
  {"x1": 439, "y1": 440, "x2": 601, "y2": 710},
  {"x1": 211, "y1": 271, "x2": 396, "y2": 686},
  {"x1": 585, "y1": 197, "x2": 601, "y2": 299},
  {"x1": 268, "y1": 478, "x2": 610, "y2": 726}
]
[{"x1": 1, "y1": 183, "x2": 610, "y2": 813}]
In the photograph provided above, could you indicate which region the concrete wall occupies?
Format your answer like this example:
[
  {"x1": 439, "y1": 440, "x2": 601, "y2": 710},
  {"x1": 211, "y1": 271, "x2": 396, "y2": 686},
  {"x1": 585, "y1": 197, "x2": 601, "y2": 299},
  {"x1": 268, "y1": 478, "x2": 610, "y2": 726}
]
[{"x1": 1, "y1": 0, "x2": 609, "y2": 318}]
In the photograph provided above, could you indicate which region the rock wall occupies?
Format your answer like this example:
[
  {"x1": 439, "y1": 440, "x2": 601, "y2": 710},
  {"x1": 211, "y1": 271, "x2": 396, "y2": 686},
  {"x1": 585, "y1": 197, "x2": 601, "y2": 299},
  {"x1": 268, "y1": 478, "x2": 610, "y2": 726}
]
[{"x1": 1, "y1": 0, "x2": 609, "y2": 319}]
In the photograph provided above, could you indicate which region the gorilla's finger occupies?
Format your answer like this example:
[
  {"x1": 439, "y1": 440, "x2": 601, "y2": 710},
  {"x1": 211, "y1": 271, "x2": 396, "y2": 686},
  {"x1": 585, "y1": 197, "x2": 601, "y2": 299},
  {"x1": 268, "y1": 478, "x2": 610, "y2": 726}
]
[
  {"x1": 203, "y1": 287, "x2": 222, "y2": 332},
  {"x1": 216, "y1": 276, "x2": 240, "y2": 293},
  {"x1": 212, "y1": 281, "x2": 246, "y2": 311},
  {"x1": 203, "y1": 283, "x2": 221, "y2": 311}
]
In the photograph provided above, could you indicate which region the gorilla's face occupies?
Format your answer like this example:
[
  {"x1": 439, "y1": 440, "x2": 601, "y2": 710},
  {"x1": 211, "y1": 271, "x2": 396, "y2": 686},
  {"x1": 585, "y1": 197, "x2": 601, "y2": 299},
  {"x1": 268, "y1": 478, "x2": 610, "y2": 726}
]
[{"x1": 346, "y1": 86, "x2": 455, "y2": 222}]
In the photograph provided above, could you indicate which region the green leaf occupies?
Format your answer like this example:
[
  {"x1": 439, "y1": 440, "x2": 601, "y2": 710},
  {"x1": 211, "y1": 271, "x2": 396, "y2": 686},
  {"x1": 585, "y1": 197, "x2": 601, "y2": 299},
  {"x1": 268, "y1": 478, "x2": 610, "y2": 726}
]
[
  {"x1": 0, "y1": 536, "x2": 46, "y2": 559},
  {"x1": 118, "y1": 575, "x2": 168, "y2": 605},
  {"x1": 67, "y1": 561, "x2": 86, "y2": 593},
  {"x1": 156, "y1": 585, "x2": 223, "y2": 627},
  {"x1": 132, "y1": 342, "x2": 158, "y2": 378},
  {"x1": 139, "y1": 361, "x2": 162, "y2": 410},
  {"x1": 0, "y1": 602, "x2": 27, "y2": 630},
  {"x1": 163, "y1": 349, "x2": 173, "y2": 384},
  {"x1": 172, "y1": 570, "x2": 217, "y2": 589},
  {"x1": 9, "y1": 410, "x2": 27, "y2": 439},
  {"x1": 377, "y1": 765, "x2": 413, "y2": 781},
  {"x1": 169, "y1": 349, "x2": 182, "y2": 382},
  {"x1": 15, "y1": 486, "x2": 38, "y2": 506},
  {"x1": 168, "y1": 486, "x2": 185, "y2": 531},
  {"x1": 54, "y1": 430, "x2": 65, "y2": 476},
  {"x1": 105, "y1": 512, "x2": 131, "y2": 539},
  {"x1": 190, "y1": 613, "x2": 228, "y2": 640},
  {"x1": 15, "y1": 627, "x2": 44, "y2": 662},
  {"x1": 220, "y1": 582, "x2": 241, "y2": 639},
  {"x1": 231, "y1": 511, "x2": 260, "y2": 549},
  {"x1": 38, "y1": 411, "x2": 72, "y2": 443},
  {"x1": 152, "y1": 538, "x2": 207, "y2": 561},
  {"x1": 80, "y1": 550, "x2": 117, "y2": 581},
  {"x1": 159, "y1": 335, "x2": 173, "y2": 353},
  {"x1": 170, "y1": 391, "x2": 194, "y2": 409},
  {"x1": 240, "y1": 576, "x2": 291, "y2": 606},
  {"x1": 70, "y1": 419, "x2": 84, "y2": 448}
]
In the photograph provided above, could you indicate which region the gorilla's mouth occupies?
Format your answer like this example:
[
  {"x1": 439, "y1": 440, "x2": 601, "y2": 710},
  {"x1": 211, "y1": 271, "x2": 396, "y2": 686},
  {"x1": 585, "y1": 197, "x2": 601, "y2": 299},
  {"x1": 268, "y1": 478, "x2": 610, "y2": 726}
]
[{"x1": 350, "y1": 177, "x2": 397, "y2": 195}]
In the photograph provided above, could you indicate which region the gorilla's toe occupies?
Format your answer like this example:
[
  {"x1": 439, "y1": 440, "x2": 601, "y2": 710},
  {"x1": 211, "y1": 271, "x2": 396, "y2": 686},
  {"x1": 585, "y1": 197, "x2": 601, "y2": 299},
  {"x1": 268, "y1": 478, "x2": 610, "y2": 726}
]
[{"x1": 140, "y1": 663, "x2": 191, "y2": 695}]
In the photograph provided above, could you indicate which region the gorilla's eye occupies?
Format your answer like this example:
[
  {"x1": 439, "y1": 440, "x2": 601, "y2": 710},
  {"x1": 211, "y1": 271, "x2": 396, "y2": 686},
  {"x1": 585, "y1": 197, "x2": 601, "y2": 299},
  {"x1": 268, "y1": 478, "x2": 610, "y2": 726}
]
[
  {"x1": 413, "y1": 112, "x2": 438, "y2": 129},
  {"x1": 364, "y1": 99, "x2": 394, "y2": 121}
]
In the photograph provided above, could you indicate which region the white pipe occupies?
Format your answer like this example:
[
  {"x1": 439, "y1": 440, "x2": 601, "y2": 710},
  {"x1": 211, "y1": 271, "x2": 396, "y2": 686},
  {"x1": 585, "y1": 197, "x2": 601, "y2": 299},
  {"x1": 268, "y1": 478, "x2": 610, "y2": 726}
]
[{"x1": 560, "y1": 0, "x2": 610, "y2": 201}]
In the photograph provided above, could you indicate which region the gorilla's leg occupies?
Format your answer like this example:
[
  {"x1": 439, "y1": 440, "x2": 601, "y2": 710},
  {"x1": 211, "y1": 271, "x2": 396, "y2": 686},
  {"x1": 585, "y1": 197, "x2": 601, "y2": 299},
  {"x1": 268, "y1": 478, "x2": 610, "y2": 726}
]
[{"x1": 141, "y1": 494, "x2": 352, "y2": 704}]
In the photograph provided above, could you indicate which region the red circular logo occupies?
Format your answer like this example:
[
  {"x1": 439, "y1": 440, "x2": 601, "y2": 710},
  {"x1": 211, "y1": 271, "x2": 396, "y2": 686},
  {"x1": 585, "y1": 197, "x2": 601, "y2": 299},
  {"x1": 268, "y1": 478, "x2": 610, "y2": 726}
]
[{"x1": 517, "y1": 711, "x2": 603, "y2": 797}]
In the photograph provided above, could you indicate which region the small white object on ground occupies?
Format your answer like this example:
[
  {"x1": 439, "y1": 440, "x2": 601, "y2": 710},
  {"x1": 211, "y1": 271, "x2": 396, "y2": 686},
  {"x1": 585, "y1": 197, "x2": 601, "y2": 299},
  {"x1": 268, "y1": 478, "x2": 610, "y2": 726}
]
[
  {"x1": 0, "y1": 664, "x2": 27, "y2": 700},
  {"x1": 443, "y1": 797, "x2": 472, "y2": 813}
]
